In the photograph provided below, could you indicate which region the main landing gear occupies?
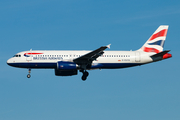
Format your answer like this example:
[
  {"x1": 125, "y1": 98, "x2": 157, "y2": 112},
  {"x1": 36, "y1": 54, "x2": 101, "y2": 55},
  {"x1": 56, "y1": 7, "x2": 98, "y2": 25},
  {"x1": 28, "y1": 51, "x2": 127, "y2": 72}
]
[
  {"x1": 27, "y1": 68, "x2": 31, "y2": 78},
  {"x1": 80, "y1": 70, "x2": 89, "y2": 81}
]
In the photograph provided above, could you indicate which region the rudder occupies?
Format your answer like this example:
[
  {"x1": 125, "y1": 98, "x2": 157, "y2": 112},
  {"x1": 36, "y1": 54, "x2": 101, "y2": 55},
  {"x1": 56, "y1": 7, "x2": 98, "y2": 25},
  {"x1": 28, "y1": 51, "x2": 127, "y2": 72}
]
[{"x1": 139, "y1": 25, "x2": 169, "y2": 53}]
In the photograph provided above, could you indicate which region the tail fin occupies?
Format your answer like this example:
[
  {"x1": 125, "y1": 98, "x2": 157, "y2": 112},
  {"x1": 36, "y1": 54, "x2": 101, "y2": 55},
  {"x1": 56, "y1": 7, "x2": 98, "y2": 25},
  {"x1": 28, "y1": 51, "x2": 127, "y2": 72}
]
[{"x1": 139, "y1": 25, "x2": 169, "y2": 53}]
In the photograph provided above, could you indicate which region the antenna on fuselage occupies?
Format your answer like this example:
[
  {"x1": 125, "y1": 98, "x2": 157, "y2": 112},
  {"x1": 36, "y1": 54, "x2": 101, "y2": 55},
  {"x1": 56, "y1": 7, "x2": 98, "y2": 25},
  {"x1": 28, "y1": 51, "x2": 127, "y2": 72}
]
[{"x1": 30, "y1": 49, "x2": 32, "y2": 55}]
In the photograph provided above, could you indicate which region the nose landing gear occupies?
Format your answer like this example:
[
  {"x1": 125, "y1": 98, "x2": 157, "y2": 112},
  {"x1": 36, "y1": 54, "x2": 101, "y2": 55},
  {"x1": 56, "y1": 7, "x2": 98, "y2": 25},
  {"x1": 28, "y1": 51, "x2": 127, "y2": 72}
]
[{"x1": 27, "y1": 69, "x2": 31, "y2": 78}]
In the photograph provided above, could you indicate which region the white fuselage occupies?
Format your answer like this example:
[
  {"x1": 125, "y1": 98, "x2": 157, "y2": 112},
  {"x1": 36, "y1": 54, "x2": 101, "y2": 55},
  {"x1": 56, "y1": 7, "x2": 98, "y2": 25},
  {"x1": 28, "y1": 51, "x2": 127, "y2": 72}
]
[{"x1": 7, "y1": 50, "x2": 153, "y2": 69}]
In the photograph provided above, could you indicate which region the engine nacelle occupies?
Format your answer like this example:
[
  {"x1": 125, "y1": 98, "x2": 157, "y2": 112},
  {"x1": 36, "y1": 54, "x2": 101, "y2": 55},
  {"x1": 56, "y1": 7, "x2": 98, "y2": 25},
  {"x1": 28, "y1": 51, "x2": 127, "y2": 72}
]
[
  {"x1": 55, "y1": 69, "x2": 78, "y2": 76},
  {"x1": 57, "y1": 61, "x2": 77, "y2": 70}
]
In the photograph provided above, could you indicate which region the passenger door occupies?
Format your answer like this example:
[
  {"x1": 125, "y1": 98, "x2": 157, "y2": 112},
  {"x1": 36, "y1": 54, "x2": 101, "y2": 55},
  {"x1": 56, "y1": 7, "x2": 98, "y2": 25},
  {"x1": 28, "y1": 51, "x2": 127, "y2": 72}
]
[
  {"x1": 26, "y1": 50, "x2": 32, "y2": 61},
  {"x1": 135, "y1": 52, "x2": 141, "y2": 62}
]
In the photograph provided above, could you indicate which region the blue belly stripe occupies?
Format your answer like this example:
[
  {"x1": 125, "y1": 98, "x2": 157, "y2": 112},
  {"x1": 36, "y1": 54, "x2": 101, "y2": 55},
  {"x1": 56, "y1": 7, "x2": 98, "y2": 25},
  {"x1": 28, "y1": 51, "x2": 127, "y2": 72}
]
[
  {"x1": 8, "y1": 62, "x2": 142, "y2": 69},
  {"x1": 7, "y1": 63, "x2": 57, "y2": 68}
]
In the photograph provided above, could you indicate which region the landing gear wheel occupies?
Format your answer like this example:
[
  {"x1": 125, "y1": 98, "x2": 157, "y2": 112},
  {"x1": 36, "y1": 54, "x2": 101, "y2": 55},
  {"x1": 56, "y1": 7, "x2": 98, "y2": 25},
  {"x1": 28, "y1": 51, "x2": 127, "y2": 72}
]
[
  {"x1": 82, "y1": 75, "x2": 87, "y2": 81},
  {"x1": 81, "y1": 71, "x2": 89, "y2": 81},
  {"x1": 27, "y1": 68, "x2": 31, "y2": 78},
  {"x1": 27, "y1": 74, "x2": 31, "y2": 78}
]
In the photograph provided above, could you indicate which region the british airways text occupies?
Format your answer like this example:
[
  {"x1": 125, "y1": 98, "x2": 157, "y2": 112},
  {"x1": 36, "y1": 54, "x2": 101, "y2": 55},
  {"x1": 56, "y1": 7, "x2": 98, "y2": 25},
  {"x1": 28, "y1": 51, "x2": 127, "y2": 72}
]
[{"x1": 33, "y1": 57, "x2": 63, "y2": 60}]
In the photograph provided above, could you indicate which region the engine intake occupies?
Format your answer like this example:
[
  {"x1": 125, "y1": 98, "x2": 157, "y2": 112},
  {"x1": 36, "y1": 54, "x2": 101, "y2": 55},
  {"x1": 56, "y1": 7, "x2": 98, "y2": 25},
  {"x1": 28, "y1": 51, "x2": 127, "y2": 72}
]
[{"x1": 57, "y1": 61, "x2": 77, "y2": 70}]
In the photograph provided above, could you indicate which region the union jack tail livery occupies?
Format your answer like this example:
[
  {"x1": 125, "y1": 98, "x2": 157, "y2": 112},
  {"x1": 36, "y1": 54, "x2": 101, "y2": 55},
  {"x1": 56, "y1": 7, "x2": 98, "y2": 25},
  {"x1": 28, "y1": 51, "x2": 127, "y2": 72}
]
[{"x1": 139, "y1": 25, "x2": 169, "y2": 53}]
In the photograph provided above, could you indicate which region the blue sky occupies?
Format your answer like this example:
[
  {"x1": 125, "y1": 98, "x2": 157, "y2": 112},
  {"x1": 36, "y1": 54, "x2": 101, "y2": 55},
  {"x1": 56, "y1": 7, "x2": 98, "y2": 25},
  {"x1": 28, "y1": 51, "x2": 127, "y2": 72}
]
[{"x1": 1, "y1": 0, "x2": 180, "y2": 120}]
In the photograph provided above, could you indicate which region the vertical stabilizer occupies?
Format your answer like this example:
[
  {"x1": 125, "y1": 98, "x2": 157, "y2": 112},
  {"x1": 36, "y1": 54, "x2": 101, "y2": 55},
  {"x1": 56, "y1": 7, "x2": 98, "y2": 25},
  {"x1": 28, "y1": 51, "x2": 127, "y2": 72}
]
[{"x1": 139, "y1": 25, "x2": 169, "y2": 53}]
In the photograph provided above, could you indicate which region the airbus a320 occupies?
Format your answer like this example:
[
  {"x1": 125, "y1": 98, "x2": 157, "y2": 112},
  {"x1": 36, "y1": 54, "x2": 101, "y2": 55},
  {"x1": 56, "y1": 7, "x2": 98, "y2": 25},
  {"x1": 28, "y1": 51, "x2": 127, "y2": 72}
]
[{"x1": 7, "y1": 25, "x2": 172, "y2": 81}]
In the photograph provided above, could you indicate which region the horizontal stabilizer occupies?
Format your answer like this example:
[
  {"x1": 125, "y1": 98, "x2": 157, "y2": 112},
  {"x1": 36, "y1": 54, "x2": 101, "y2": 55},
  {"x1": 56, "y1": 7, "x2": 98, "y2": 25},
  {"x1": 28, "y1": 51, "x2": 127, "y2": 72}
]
[
  {"x1": 151, "y1": 50, "x2": 170, "y2": 58},
  {"x1": 150, "y1": 50, "x2": 172, "y2": 61}
]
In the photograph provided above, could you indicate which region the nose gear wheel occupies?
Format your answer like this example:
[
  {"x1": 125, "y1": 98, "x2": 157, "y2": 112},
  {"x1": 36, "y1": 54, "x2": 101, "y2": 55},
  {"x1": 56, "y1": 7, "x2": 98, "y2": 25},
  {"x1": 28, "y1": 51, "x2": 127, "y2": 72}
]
[{"x1": 27, "y1": 69, "x2": 31, "y2": 78}]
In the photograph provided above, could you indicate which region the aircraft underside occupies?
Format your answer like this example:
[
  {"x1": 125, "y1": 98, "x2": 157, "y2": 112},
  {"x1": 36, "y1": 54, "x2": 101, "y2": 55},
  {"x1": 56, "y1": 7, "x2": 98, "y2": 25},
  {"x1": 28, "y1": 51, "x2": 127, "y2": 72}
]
[{"x1": 7, "y1": 62, "x2": 142, "y2": 81}]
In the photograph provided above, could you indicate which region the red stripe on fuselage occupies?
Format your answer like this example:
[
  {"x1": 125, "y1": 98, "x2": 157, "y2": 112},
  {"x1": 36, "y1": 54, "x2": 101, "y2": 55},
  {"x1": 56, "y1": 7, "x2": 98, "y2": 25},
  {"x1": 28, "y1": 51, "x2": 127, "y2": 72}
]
[
  {"x1": 25, "y1": 53, "x2": 43, "y2": 55},
  {"x1": 149, "y1": 29, "x2": 167, "y2": 41}
]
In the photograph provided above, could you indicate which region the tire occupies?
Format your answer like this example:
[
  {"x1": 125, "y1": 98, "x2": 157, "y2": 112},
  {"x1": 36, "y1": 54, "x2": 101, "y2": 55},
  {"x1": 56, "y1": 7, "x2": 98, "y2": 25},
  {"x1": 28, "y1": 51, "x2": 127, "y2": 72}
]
[
  {"x1": 27, "y1": 74, "x2": 31, "y2": 78},
  {"x1": 81, "y1": 75, "x2": 87, "y2": 81}
]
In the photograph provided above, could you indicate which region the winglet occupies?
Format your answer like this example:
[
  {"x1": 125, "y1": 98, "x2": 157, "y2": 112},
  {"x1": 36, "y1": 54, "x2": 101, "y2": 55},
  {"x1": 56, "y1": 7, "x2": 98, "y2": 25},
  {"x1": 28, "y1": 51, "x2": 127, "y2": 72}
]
[{"x1": 107, "y1": 44, "x2": 111, "y2": 49}]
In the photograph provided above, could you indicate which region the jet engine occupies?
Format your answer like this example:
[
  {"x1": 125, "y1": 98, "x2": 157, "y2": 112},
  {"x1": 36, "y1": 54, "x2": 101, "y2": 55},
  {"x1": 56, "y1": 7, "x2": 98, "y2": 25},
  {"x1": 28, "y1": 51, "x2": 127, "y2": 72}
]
[
  {"x1": 57, "y1": 61, "x2": 77, "y2": 70},
  {"x1": 55, "y1": 61, "x2": 78, "y2": 76}
]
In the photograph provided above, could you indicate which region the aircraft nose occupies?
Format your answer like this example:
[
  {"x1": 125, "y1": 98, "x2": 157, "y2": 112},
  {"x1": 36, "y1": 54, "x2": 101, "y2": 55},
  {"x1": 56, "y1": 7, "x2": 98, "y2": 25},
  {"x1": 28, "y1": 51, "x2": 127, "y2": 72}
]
[
  {"x1": 7, "y1": 58, "x2": 20, "y2": 67},
  {"x1": 7, "y1": 58, "x2": 13, "y2": 66}
]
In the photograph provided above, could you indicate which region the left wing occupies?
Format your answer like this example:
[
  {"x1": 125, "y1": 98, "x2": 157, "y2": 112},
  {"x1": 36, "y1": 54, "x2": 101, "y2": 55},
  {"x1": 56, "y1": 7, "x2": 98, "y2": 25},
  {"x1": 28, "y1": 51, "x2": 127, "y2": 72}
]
[{"x1": 73, "y1": 44, "x2": 111, "y2": 65}]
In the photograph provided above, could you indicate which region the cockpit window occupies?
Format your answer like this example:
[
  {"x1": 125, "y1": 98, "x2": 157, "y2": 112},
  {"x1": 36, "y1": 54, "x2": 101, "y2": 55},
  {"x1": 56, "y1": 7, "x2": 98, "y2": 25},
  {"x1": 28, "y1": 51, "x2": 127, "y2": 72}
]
[{"x1": 13, "y1": 54, "x2": 21, "y2": 57}]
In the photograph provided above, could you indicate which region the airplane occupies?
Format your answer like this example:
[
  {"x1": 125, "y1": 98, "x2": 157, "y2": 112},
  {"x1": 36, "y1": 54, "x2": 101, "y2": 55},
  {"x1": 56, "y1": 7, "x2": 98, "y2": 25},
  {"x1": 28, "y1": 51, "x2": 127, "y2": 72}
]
[{"x1": 7, "y1": 25, "x2": 172, "y2": 81}]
